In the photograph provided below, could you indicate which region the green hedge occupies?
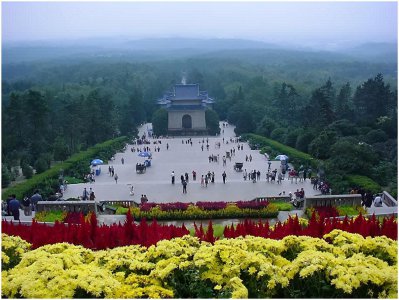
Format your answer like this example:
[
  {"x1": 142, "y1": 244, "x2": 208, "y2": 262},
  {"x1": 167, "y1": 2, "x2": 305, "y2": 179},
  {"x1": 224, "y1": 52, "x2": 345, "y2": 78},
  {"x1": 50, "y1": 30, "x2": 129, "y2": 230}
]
[
  {"x1": 243, "y1": 133, "x2": 384, "y2": 195},
  {"x1": 2, "y1": 136, "x2": 128, "y2": 200},
  {"x1": 346, "y1": 175, "x2": 381, "y2": 194},
  {"x1": 242, "y1": 133, "x2": 317, "y2": 167},
  {"x1": 115, "y1": 203, "x2": 279, "y2": 220}
]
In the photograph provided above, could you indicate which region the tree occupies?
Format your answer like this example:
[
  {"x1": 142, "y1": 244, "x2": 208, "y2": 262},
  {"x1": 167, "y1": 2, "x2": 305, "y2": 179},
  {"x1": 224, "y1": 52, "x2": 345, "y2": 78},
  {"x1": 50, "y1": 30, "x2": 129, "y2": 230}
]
[
  {"x1": 21, "y1": 163, "x2": 33, "y2": 179},
  {"x1": 205, "y1": 109, "x2": 220, "y2": 135},
  {"x1": 326, "y1": 137, "x2": 378, "y2": 176},
  {"x1": 365, "y1": 129, "x2": 388, "y2": 144},
  {"x1": 2, "y1": 164, "x2": 12, "y2": 188},
  {"x1": 270, "y1": 128, "x2": 287, "y2": 143},
  {"x1": 335, "y1": 82, "x2": 353, "y2": 119},
  {"x1": 303, "y1": 79, "x2": 335, "y2": 128},
  {"x1": 34, "y1": 157, "x2": 49, "y2": 174},
  {"x1": 353, "y1": 74, "x2": 395, "y2": 123},
  {"x1": 308, "y1": 130, "x2": 337, "y2": 159},
  {"x1": 327, "y1": 119, "x2": 357, "y2": 137},
  {"x1": 53, "y1": 136, "x2": 70, "y2": 161},
  {"x1": 295, "y1": 131, "x2": 316, "y2": 153},
  {"x1": 256, "y1": 117, "x2": 277, "y2": 137},
  {"x1": 152, "y1": 108, "x2": 168, "y2": 136}
]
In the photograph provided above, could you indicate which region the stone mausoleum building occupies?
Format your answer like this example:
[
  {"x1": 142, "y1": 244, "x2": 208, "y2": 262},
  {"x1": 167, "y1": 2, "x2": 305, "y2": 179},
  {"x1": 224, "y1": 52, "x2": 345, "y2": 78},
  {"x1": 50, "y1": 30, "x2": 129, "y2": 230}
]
[{"x1": 158, "y1": 83, "x2": 214, "y2": 135}]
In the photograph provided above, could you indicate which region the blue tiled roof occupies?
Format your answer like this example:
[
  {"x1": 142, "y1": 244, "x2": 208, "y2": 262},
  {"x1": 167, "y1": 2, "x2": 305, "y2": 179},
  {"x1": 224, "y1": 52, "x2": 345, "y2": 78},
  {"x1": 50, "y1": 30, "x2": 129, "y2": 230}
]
[
  {"x1": 174, "y1": 84, "x2": 200, "y2": 100},
  {"x1": 157, "y1": 83, "x2": 214, "y2": 106}
]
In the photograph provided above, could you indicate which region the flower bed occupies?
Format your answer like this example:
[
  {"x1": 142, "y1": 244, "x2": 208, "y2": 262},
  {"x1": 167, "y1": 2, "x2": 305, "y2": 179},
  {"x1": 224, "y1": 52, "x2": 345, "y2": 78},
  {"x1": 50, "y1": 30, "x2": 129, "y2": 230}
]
[
  {"x1": 306, "y1": 205, "x2": 367, "y2": 219},
  {"x1": 34, "y1": 211, "x2": 94, "y2": 223},
  {"x1": 2, "y1": 230, "x2": 397, "y2": 298},
  {"x1": 2, "y1": 213, "x2": 189, "y2": 249},
  {"x1": 222, "y1": 213, "x2": 397, "y2": 241},
  {"x1": 3, "y1": 209, "x2": 397, "y2": 251},
  {"x1": 116, "y1": 200, "x2": 279, "y2": 220}
]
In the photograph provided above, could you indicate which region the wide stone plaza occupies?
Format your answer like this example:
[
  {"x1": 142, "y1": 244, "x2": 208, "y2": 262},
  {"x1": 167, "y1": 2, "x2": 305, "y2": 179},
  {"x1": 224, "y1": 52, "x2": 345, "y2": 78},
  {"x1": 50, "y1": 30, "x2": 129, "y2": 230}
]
[{"x1": 63, "y1": 122, "x2": 319, "y2": 204}]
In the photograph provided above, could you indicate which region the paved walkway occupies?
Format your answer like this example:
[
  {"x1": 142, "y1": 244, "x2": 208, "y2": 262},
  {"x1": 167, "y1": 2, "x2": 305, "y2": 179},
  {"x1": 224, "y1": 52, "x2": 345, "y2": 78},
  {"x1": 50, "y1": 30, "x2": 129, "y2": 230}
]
[{"x1": 63, "y1": 122, "x2": 318, "y2": 203}]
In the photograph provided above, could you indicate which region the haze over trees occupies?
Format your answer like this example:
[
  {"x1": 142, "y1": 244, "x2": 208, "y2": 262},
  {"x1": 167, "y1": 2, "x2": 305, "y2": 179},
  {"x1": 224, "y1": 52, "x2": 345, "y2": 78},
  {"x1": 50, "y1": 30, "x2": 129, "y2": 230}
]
[{"x1": 2, "y1": 38, "x2": 397, "y2": 195}]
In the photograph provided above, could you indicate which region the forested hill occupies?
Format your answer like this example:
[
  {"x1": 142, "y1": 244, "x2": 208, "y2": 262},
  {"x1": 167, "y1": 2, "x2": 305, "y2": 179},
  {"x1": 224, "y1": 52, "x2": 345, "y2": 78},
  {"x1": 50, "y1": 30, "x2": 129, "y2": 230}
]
[{"x1": 2, "y1": 38, "x2": 397, "y2": 195}]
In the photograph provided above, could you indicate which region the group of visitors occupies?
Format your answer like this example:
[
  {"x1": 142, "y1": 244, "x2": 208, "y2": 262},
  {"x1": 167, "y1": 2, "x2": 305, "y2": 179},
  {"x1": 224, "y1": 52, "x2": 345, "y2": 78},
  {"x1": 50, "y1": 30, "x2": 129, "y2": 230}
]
[
  {"x1": 208, "y1": 154, "x2": 219, "y2": 163},
  {"x1": 2, "y1": 190, "x2": 45, "y2": 220},
  {"x1": 245, "y1": 154, "x2": 252, "y2": 162},
  {"x1": 140, "y1": 194, "x2": 149, "y2": 204},
  {"x1": 108, "y1": 165, "x2": 118, "y2": 183},
  {"x1": 82, "y1": 187, "x2": 96, "y2": 200},
  {"x1": 84, "y1": 171, "x2": 96, "y2": 183},
  {"x1": 290, "y1": 188, "x2": 306, "y2": 208}
]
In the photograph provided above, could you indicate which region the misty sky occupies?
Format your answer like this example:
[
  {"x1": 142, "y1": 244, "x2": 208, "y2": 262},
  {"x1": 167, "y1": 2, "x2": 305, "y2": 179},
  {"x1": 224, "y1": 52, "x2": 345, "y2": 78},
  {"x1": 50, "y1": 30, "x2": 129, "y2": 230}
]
[{"x1": 3, "y1": 1, "x2": 397, "y2": 46}]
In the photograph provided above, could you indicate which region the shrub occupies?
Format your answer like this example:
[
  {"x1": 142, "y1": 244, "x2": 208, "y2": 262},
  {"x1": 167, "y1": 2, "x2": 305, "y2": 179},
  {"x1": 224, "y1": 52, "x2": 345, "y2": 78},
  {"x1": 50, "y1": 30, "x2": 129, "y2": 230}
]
[
  {"x1": 1, "y1": 136, "x2": 128, "y2": 200},
  {"x1": 21, "y1": 163, "x2": 33, "y2": 179},
  {"x1": 242, "y1": 133, "x2": 316, "y2": 167},
  {"x1": 346, "y1": 175, "x2": 381, "y2": 194}
]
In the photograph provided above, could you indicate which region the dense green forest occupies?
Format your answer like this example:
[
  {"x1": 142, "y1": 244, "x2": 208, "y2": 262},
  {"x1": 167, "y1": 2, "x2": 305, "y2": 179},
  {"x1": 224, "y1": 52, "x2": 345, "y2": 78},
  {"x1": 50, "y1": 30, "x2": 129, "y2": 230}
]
[{"x1": 2, "y1": 39, "x2": 397, "y2": 195}]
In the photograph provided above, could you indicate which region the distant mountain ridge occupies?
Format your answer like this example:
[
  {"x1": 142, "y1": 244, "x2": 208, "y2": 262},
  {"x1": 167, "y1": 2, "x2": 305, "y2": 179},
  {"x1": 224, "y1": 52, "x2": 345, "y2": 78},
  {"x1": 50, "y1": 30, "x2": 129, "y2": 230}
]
[{"x1": 2, "y1": 37, "x2": 397, "y2": 64}]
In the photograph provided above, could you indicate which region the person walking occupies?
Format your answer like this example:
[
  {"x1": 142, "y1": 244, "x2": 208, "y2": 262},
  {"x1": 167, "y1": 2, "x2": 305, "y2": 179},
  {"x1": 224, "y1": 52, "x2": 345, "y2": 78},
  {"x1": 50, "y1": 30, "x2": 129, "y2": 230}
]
[
  {"x1": 205, "y1": 175, "x2": 208, "y2": 187},
  {"x1": 201, "y1": 175, "x2": 205, "y2": 187},
  {"x1": 8, "y1": 195, "x2": 22, "y2": 221},
  {"x1": 114, "y1": 174, "x2": 119, "y2": 184},
  {"x1": 22, "y1": 196, "x2": 32, "y2": 216},
  {"x1": 192, "y1": 170, "x2": 196, "y2": 181},
  {"x1": 171, "y1": 171, "x2": 175, "y2": 184},
  {"x1": 222, "y1": 171, "x2": 227, "y2": 184},
  {"x1": 30, "y1": 190, "x2": 43, "y2": 211},
  {"x1": 182, "y1": 180, "x2": 187, "y2": 194}
]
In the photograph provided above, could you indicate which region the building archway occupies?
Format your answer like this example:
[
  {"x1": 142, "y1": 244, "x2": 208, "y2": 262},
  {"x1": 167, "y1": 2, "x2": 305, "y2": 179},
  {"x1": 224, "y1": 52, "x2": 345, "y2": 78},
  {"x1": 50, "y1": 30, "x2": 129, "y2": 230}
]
[{"x1": 182, "y1": 114, "x2": 192, "y2": 129}]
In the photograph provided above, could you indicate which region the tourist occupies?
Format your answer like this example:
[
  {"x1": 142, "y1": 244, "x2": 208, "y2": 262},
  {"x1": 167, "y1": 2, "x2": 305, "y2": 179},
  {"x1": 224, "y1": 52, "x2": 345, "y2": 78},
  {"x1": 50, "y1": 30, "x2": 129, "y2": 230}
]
[
  {"x1": 374, "y1": 194, "x2": 383, "y2": 207},
  {"x1": 30, "y1": 190, "x2": 43, "y2": 211},
  {"x1": 114, "y1": 174, "x2": 119, "y2": 184},
  {"x1": 8, "y1": 195, "x2": 22, "y2": 221},
  {"x1": 277, "y1": 173, "x2": 283, "y2": 184},
  {"x1": 205, "y1": 175, "x2": 208, "y2": 187},
  {"x1": 180, "y1": 174, "x2": 184, "y2": 184},
  {"x1": 182, "y1": 180, "x2": 187, "y2": 194},
  {"x1": 82, "y1": 188, "x2": 89, "y2": 200},
  {"x1": 121, "y1": 157, "x2": 125, "y2": 164},
  {"x1": 201, "y1": 175, "x2": 205, "y2": 187},
  {"x1": 192, "y1": 170, "x2": 196, "y2": 181},
  {"x1": 89, "y1": 191, "x2": 96, "y2": 201},
  {"x1": 167, "y1": 143, "x2": 169, "y2": 150},
  {"x1": 211, "y1": 172, "x2": 215, "y2": 183},
  {"x1": 22, "y1": 196, "x2": 32, "y2": 216},
  {"x1": 171, "y1": 171, "x2": 175, "y2": 184},
  {"x1": 185, "y1": 172, "x2": 189, "y2": 182},
  {"x1": 222, "y1": 171, "x2": 227, "y2": 184}
]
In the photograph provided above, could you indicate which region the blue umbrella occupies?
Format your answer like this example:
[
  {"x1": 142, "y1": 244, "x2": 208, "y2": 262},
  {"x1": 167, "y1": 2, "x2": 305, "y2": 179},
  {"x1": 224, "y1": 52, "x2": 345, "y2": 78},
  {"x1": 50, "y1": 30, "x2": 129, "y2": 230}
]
[
  {"x1": 91, "y1": 159, "x2": 104, "y2": 165},
  {"x1": 275, "y1": 154, "x2": 289, "y2": 161},
  {"x1": 138, "y1": 151, "x2": 151, "y2": 158}
]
